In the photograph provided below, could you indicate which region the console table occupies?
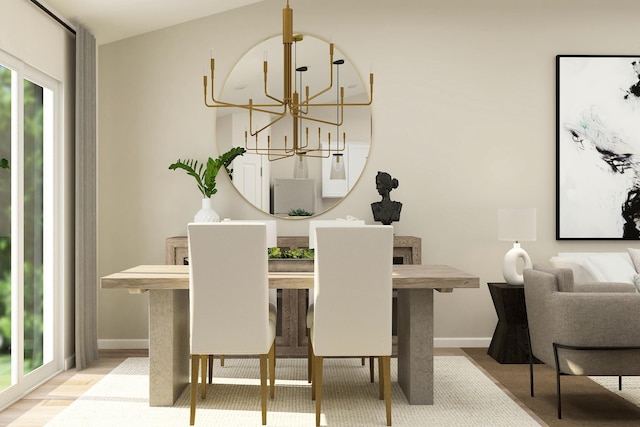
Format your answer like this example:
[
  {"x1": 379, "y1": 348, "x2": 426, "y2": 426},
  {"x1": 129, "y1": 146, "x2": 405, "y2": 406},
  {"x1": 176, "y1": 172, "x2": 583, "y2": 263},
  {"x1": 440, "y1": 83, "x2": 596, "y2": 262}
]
[{"x1": 165, "y1": 235, "x2": 421, "y2": 357}]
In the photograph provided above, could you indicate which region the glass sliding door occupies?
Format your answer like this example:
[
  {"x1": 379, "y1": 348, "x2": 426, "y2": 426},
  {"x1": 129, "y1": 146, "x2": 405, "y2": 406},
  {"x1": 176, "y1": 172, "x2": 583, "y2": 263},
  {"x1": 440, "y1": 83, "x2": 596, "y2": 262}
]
[
  {"x1": 23, "y1": 78, "x2": 52, "y2": 376},
  {"x1": 0, "y1": 64, "x2": 12, "y2": 392},
  {"x1": 0, "y1": 52, "x2": 60, "y2": 407}
]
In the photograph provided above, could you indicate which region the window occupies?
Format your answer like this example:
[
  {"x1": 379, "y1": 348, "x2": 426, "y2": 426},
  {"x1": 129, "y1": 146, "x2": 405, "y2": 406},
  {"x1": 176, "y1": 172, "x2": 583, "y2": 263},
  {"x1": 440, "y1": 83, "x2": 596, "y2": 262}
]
[{"x1": 0, "y1": 52, "x2": 61, "y2": 407}]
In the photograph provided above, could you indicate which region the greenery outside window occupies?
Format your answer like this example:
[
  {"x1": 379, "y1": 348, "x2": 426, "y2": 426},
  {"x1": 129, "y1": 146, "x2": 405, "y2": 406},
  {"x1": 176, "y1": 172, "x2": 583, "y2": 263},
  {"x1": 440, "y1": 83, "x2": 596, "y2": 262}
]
[{"x1": 0, "y1": 52, "x2": 59, "y2": 405}]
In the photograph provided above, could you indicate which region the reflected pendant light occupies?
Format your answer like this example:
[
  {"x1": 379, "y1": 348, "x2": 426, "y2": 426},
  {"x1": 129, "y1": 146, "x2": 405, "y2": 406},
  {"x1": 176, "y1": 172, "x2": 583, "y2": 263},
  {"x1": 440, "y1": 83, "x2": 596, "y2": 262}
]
[
  {"x1": 293, "y1": 153, "x2": 309, "y2": 178},
  {"x1": 330, "y1": 153, "x2": 346, "y2": 180},
  {"x1": 330, "y1": 59, "x2": 347, "y2": 180},
  {"x1": 293, "y1": 65, "x2": 309, "y2": 179}
]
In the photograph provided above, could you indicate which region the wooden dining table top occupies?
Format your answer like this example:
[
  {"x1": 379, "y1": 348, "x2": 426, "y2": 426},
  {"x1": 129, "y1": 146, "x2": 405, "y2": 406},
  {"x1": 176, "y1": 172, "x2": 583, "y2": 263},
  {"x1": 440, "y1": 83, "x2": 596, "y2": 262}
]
[{"x1": 101, "y1": 264, "x2": 479, "y2": 294}]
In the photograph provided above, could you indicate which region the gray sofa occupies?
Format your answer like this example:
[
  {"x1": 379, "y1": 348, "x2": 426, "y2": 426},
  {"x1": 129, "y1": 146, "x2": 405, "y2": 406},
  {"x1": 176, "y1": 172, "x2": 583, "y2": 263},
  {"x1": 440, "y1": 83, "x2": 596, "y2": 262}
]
[{"x1": 523, "y1": 264, "x2": 640, "y2": 418}]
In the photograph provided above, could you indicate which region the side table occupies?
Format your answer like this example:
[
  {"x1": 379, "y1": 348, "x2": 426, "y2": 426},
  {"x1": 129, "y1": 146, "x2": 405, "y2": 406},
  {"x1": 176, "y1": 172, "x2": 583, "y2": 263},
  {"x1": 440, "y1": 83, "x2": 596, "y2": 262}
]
[{"x1": 487, "y1": 282, "x2": 538, "y2": 364}]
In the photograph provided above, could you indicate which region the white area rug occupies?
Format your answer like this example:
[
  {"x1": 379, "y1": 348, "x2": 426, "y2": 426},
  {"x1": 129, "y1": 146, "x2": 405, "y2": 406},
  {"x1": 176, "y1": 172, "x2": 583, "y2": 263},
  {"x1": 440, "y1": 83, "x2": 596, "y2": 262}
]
[
  {"x1": 46, "y1": 356, "x2": 541, "y2": 426},
  {"x1": 590, "y1": 376, "x2": 640, "y2": 408}
]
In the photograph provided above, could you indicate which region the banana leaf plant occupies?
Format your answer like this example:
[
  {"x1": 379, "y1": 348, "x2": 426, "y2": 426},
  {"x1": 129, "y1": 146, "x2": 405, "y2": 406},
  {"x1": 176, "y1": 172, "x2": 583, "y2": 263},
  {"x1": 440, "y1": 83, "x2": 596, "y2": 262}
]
[{"x1": 168, "y1": 147, "x2": 245, "y2": 198}]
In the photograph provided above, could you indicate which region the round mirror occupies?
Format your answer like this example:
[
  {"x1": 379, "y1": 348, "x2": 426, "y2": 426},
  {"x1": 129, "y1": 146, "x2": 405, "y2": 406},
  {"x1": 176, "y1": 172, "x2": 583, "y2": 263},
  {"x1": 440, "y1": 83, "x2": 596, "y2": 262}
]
[{"x1": 216, "y1": 35, "x2": 371, "y2": 218}]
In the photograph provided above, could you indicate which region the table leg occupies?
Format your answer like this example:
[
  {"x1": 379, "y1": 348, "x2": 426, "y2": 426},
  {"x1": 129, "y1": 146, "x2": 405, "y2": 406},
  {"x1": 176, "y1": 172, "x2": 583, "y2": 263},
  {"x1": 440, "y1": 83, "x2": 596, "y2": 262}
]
[
  {"x1": 148, "y1": 289, "x2": 190, "y2": 406},
  {"x1": 397, "y1": 288, "x2": 434, "y2": 405}
]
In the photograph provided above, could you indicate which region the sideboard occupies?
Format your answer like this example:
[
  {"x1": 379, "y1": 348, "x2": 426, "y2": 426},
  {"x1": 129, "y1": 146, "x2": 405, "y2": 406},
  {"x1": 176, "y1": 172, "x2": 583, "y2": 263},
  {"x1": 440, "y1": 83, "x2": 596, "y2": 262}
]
[{"x1": 166, "y1": 235, "x2": 422, "y2": 357}]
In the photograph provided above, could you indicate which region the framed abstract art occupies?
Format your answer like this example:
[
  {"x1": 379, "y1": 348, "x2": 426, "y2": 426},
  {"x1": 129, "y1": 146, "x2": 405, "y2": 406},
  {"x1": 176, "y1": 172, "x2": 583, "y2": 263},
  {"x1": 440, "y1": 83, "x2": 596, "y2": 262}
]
[{"x1": 556, "y1": 55, "x2": 640, "y2": 239}]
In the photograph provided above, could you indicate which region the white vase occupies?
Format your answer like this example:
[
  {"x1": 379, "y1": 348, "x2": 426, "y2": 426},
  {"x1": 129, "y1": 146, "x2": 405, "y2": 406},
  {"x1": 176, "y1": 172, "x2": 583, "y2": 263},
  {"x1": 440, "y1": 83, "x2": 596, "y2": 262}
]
[{"x1": 193, "y1": 197, "x2": 220, "y2": 223}]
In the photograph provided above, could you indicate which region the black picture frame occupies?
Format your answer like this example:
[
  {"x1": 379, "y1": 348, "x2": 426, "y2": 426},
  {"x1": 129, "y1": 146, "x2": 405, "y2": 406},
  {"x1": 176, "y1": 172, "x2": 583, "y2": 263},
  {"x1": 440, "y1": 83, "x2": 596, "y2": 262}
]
[{"x1": 556, "y1": 55, "x2": 640, "y2": 240}]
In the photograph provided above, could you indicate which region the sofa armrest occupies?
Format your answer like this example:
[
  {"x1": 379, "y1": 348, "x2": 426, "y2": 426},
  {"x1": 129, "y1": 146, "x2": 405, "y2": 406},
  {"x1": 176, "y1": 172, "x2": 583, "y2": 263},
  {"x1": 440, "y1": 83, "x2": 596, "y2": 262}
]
[
  {"x1": 551, "y1": 292, "x2": 640, "y2": 346},
  {"x1": 572, "y1": 282, "x2": 637, "y2": 293}
]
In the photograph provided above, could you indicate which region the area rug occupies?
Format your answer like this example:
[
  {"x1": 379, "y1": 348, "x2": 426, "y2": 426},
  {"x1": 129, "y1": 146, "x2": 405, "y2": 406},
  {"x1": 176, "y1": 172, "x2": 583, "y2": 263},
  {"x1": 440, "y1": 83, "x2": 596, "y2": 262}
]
[
  {"x1": 590, "y1": 376, "x2": 640, "y2": 409},
  {"x1": 464, "y1": 347, "x2": 640, "y2": 427},
  {"x1": 46, "y1": 356, "x2": 541, "y2": 426}
]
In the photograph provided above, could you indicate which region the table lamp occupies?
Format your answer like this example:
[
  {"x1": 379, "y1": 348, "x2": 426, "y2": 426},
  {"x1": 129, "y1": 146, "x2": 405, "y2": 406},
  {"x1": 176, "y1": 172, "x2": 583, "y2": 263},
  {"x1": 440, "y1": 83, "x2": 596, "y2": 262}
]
[{"x1": 498, "y1": 208, "x2": 537, "y2": 285}]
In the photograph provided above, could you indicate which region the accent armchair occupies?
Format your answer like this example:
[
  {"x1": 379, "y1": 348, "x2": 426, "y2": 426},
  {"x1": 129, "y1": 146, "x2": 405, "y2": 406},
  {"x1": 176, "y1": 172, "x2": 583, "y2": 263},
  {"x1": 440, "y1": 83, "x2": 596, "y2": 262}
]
[
  {"x1": 187, "y1": 222, "x2": 276, "y2": 425},
  {"x1": 523, "y1": 265, "x2": 640, "y2": 419}
]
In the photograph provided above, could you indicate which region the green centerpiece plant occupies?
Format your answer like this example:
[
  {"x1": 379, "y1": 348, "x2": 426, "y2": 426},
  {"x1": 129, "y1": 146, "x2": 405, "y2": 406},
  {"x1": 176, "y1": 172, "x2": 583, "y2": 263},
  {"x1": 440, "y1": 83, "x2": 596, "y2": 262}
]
[
  {"x1": 268, "y1": 247, "x2": 314, "y2": 259},
  {"x1": 268, "y1": 247, "x2": 314, "y2": 272}
]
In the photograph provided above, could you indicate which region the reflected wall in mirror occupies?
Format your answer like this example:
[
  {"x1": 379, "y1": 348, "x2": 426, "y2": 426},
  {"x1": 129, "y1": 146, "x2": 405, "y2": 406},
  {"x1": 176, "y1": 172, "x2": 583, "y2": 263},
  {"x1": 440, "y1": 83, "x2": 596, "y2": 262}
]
[{"x1": 216, "y1": 35, "x2": 371, "y2": 218}]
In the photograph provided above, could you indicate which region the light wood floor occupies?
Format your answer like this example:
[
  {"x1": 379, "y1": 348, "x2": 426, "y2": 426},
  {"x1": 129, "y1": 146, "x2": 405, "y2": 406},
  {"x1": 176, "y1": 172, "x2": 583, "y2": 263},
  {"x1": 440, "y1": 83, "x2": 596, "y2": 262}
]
[
  {"x1": 0, "y1": 348, "x2": 466, "y2": 426},
  {"x1": 0, "y1": 350, "x2": 148, "y2": 427}
]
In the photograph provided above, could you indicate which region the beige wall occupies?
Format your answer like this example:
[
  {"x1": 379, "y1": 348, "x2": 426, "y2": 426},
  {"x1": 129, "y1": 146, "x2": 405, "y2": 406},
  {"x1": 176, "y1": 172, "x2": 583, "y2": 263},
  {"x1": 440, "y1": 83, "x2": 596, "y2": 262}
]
[{"x1": 97, "y1": 0, "x2": 640, "y2": 347}]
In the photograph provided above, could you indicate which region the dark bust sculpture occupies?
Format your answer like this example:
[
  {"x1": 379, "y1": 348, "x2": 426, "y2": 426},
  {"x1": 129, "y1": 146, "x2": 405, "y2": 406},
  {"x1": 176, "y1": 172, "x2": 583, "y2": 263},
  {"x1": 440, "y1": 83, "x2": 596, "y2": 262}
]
[{"x1": 371, "y1": 171, "x2": 402, "y2": 225}]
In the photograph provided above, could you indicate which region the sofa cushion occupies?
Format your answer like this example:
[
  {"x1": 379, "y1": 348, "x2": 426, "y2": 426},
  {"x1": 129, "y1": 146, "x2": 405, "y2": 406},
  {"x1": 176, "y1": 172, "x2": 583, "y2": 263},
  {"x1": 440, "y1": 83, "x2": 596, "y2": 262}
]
[
  {"x1": 548, "y1": 256, "x2": 597, "y2": 283},
  {"x1": 533, "y1": 263, "x2": 575, "y2": 292},
  {"x1": 628, "y1": 247, "x2": 640, "y2": 272},
  {"x1": 582, "y1": 253, "x2": 636, "y2": 284}
]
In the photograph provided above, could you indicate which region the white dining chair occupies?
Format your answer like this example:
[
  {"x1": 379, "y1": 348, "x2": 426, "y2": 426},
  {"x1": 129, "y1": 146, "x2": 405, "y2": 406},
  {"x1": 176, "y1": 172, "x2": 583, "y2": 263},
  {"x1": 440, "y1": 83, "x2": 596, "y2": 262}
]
[
  {"x1": 306, "y1": 220, "x2": 373, "y2": 382},
  {"x1": 211, "y1": 220, "x2": 278, "y2": 371},
  {"x1": 309, "y1": 225, "x2": 394, "y2": 426},
  {"x1": 187, "y1": 222, "x2": 276, "y2": 426}
]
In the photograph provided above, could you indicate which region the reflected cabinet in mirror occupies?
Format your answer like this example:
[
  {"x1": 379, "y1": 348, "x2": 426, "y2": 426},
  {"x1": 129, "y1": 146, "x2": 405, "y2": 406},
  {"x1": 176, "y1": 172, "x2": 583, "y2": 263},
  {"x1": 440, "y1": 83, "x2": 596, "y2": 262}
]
[{"x1": 216, "y1": 35, "x2": 372, "y2": 218}]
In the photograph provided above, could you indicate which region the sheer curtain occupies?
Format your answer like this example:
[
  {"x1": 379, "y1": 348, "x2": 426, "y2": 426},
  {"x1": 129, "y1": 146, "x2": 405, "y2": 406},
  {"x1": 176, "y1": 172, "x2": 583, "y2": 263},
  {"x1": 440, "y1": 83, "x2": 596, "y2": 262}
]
[{"x1": 75, "y1": 24, "x2": 98, "y2": 370}]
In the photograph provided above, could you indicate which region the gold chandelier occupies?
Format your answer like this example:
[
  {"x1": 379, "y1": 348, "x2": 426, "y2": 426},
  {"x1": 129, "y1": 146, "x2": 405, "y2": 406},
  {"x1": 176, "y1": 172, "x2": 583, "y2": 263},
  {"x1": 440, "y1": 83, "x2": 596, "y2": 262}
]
[{"x1": 203, "y1": 0, "x2": 374, "y2": 161}]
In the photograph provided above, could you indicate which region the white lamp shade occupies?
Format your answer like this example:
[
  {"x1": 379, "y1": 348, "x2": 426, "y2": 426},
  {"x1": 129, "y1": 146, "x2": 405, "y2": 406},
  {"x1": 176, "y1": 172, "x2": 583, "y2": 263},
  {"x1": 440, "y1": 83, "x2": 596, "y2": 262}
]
[{"x1": 498, "y1": 208, "x2": 537, "y2": 242}]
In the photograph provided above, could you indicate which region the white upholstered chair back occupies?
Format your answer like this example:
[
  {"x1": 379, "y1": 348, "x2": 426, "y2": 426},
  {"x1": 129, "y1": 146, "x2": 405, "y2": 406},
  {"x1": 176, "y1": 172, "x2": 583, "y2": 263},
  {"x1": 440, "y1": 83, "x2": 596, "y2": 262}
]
[
  {"x1": 311, "y1": 225, "x2": 394, "y2": 357},
  {"x1": 308, "y1": 219, "x2": 365, "y2": 249},
  {"x1": 187, "y1": 222, "x2": 273, "y2": 355}
]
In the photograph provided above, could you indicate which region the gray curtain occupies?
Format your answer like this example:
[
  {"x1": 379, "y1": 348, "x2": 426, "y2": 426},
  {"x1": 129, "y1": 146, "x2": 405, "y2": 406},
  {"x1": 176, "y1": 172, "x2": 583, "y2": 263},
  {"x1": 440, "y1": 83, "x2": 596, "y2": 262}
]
[{"x1": 75, "y1": 24, "x2": 98, "y2": 370}]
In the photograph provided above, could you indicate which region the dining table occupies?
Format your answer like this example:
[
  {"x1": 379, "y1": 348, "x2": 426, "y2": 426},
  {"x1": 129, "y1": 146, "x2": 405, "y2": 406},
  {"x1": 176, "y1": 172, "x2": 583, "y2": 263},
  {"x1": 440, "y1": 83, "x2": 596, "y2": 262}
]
[{"x1": 100, "y1": 263, "x2": 479, "y2": 406}]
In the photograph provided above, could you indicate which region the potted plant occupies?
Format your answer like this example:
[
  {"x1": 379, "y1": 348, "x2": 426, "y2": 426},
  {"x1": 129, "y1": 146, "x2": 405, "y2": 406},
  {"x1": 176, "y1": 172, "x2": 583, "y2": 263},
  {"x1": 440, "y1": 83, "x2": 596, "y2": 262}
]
[{"x1": 169, "y1": 147, "x2": 245, "y2": 222}]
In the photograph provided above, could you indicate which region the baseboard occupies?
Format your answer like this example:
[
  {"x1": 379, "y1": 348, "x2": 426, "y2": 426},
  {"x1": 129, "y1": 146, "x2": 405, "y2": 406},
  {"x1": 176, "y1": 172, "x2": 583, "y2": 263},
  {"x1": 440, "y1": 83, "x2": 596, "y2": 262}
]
[
  {"x1": 98, "y1": 339, "x2": 149, "y2": 350},
  {"x1": 64, "y1": 354, "x2": 76, "y2": 370},
  {"x1": 434, "y1": 337, "x2": 491, "y2": 348}
]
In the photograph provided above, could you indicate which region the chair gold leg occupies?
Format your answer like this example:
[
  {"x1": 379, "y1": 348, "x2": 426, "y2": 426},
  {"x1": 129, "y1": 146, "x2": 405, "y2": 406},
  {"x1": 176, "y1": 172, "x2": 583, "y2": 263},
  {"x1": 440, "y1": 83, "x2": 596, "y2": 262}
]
[
  {"x1": 269, "y1": 341, "x2": 276, "y2": 399},
  {"x1": 220, "y1": 354, "x2": 225, "y2": 367},
  {"x1": 370, "y1": 357, "x2": 375, "y2": 383},
  {"x1": 307, "y1": 329, "x2": 312, "y2": 383},
  {"x1": 382, "y1": 356, "x2": 392, "y2": 426},
  {"x1": 315, "y1": 356, "x2": 324, "y2": 427},
  {"x1": 208, "y1": 355, "x2": 213, "y2": 384},
  {"x1": 378, "y1": 357, "x2": 384, "y2": 399},
  {"x1": 190, "y1": 355, "x2": 198, "y2": 425},
  {"x1": 311, "y1": 344, "x2": 316, "y2": 400},
  {"x1": 200, "y1": 355, "x2": 207, "y2": 399},
  {"x1": 260, "y1": 354, "x2": 268, "y2": 425}
]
